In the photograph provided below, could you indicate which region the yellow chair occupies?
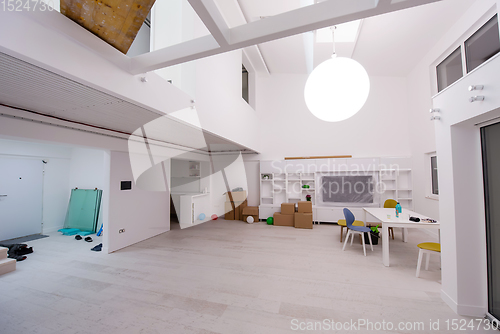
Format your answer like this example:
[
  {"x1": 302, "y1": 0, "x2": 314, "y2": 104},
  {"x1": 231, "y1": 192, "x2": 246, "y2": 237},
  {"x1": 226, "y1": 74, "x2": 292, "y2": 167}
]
[
  {"x1": 416, "y1": 242, "x2": 441, "y2": 277},
  {"x1": 338, "y1": 219, "x2": 365, "y2": 243},
  {"x1": 383, "y1": 199, "x2": 397, "y2": 239}
]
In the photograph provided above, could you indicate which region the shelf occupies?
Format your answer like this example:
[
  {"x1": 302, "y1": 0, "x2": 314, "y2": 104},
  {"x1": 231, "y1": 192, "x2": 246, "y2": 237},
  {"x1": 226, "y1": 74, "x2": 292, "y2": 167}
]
[
  {"x1": 398, "y1": 198, "x2": 413, "y2": 200},
  {"x1": 288, "y1": 197, "x2": 301, "y2": 200},
  {"x1": 173, "y1": 176, "x2": 200, "y2": 179},
  {"x1": 261, "y1": 179, "x2": 273, "y2": 182},
  {"x1": 301, "y1": 179, "x2": 315, "y2": 181},
  {"x1": 261, "y1": 196, "x2": 273, "y2": 199},
  {"x1": 302, "y1": 188, "x2": 315, "y2": 191}
]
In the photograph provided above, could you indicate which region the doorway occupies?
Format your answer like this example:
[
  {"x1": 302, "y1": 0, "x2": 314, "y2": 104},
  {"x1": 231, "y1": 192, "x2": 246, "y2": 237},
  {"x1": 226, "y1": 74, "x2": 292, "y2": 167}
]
[
  {"x1": 0, "y1": 157, "x2": 43, "y2": 241},
  {"x1": 481, "y1": 121, "x2": 500, "y2": 323}
]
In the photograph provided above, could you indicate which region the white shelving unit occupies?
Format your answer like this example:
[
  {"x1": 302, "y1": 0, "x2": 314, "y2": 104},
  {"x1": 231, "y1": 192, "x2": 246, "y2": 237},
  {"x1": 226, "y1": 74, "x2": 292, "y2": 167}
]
[
  {"x1": 259, "y1": 158, "x2": 414, "y2": 222},
  {"x1": 379, "y1": 168, "x2": 413, "y2": 209},
  {"x1": 259, "y1": 172, "x2": 316, "y2": 219}
]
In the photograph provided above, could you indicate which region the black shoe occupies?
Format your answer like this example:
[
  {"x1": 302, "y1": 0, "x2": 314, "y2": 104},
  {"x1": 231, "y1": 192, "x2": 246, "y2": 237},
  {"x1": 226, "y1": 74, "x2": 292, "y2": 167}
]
[
  {"x1": 84, "y1": 237, "x2": 93, "y2": 242},
  {"x1": 91, "y1": 243, "x2": 102, "y2": 252},
  {"x1": 75, "y1": 235, "x2": 82, "y2": 240}
]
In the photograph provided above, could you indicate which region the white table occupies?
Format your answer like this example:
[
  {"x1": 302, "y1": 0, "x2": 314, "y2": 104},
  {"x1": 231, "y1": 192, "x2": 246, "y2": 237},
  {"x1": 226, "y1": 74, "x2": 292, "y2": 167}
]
[{"x1": 363, "y1": 208, "x2": 440, "y2": 267}]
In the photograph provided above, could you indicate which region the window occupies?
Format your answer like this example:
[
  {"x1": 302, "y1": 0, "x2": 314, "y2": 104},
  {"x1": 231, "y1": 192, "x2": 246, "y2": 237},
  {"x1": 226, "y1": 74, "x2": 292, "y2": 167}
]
[
  {"x1": 242, "y1": 65, "x2": 249, "y2": 104},
  {"x1": 126, "y1": 13, "x2": 151, "y2": 57},
  {"x1": 431, "y1": 156, "x2": 439, "y2": 196},
  {"x1": 425, "y1": 153, "x2": 439, "y2": 200},
  {"x1": 465, "y1": 14, "x2": 500, "y2": 73},
  {"x1": 436, "y1": 47, "x2": 463, "y2": 92}
]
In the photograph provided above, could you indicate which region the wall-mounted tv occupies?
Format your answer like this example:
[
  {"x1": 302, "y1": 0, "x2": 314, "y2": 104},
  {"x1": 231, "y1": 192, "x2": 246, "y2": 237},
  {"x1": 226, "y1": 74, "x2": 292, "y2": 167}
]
[{"x1": 321, "y1": 175, "x2": 374, "y2": 204}]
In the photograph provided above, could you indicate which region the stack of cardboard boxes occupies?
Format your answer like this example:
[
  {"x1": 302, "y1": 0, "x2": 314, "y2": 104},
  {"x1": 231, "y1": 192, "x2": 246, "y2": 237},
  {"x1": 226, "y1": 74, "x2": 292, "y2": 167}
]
[
  {"x1": 224, "y1": 191, "x2": 247, "y2": 220},
  {"x1": 272, "y1": 202, "x2": 313, "y2": 228},
  {"x1": 294, "y1": 201, "x2": 313, "y2": 229},
  {"x1": 273, "y1": 203, "x2": 295, "y2": 226}
]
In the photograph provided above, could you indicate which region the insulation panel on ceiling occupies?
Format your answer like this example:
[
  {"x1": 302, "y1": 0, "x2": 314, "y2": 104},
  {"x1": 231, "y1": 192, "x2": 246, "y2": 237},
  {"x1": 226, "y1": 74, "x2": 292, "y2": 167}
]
[{"x1": 60, "y1": 0, "x2": 155, "y2": 54}]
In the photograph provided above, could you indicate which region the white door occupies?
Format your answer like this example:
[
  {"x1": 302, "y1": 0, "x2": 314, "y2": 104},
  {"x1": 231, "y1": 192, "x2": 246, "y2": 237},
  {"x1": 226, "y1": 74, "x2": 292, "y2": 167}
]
[{"x1": 0, "y1": 157, "x2": 43, "y2": 241}]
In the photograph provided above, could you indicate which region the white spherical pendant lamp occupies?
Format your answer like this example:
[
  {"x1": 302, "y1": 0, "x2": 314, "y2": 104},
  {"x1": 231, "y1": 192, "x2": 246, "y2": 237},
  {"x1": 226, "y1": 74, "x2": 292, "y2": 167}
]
[{"x1": 304, "y1": 56, "x2": 370, "y2": 122}]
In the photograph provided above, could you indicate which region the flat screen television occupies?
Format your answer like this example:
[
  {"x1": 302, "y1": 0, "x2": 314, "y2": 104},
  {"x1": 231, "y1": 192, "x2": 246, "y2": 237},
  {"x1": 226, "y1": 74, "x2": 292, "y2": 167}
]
[{"x1": 321, "y1": 175, "x2": 374, "y2": 204}]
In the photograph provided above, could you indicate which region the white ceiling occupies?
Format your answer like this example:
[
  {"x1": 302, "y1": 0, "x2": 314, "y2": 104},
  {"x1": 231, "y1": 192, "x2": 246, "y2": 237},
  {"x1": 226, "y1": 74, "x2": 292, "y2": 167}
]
[{"x1": 236, "y1": 0, "x2": 476, "y2": 75}]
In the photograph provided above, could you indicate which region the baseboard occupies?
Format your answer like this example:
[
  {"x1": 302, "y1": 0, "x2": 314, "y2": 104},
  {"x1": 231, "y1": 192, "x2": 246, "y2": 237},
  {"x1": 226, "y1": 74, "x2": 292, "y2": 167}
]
[
  {"x1": 441, "y1": 289, "x2": 487, "y2": 317},
  {"x1": 441, "y1": 290, "x2": 458, "y2": 314}
]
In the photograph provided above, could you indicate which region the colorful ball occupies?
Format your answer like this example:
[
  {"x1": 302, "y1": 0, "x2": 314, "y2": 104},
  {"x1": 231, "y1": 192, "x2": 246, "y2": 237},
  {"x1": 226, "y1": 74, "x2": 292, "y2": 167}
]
[
  {"x1": 211, "y1": 214, "x2": 218, "y2": 220},
  {"x1": 246, "y1": 216, "x2": 254, "y2": 224},
  {"x1": 198, "y1": 213, "x2": 206, "y2": 220},
  {"x1": 267, "y1": 217, "x2": 273, "y2": 225}
]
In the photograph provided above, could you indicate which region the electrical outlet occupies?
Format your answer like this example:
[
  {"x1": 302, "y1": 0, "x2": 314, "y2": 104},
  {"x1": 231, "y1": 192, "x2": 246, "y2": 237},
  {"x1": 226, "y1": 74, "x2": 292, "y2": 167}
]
[{"x1": 119, "y1": 229, "x2": 125, "y2": 233}]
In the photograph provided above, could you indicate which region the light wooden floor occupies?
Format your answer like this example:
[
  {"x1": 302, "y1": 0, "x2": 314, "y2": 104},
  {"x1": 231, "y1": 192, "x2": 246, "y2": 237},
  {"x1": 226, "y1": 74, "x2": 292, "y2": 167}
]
[{"x1": 0, "y1": 220, "x2": 490, "y2": 333}]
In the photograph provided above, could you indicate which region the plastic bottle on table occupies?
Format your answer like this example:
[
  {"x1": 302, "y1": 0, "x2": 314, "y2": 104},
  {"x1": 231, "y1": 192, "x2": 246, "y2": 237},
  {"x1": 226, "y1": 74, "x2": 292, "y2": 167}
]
[{"x1": 395, "y1": 202, "x2": 402, "y2": 218}]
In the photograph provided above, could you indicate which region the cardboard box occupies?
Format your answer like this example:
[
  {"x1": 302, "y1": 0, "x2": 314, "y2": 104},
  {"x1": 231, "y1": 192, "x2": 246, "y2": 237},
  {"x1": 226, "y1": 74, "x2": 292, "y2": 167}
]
[
  {"x1": 225, "y1": 191, "x2": 247, "y2": 202},
  {"x1": 242, "y1": 214, "x2": 259, "y2": 223},
  {"x1": 294, "y1": 212, "x2": 313, "y2": 229},
  {"x1": 225, "y1": 200, "x2": 247, "y2": 221},
  {"x1": 298, "y1": 201, "x2": 312, "y2": 213},
  {"x1": 281, "y1": 203, "x2": 295, "y2": 215},
  {"x1": 273, "y1": 212, "x2": 294, "y2": 226},
  {"x1": 235, "y1": 200, "x2": 247, "y2": 220},
  {"x1": 242, "y1": 206, "x2": 258, "y2": 216},
  {"x1": 225, "y1": 210, "x2": 235, "y2": 220}
]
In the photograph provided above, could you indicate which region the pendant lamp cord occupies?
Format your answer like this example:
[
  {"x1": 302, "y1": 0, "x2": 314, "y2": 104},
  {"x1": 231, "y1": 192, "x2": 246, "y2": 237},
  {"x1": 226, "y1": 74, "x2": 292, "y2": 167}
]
[{"x1": 331, "y1": 26, "x2": 337, "y2": 58}]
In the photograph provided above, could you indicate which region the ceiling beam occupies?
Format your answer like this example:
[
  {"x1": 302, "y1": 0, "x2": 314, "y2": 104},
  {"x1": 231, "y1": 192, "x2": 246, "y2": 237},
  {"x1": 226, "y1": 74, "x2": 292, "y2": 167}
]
[
  {"x1": 187, "y1": 0, "x2": 231, "y2": 47},
  {"x1": 130, "y1": 0, "x2": 443, "y2": 74}
]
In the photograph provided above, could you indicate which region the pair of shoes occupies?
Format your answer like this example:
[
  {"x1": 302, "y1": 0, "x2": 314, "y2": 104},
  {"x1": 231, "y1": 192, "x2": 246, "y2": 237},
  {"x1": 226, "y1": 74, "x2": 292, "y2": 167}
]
[
  {"x1": 75, "y1": 235, "x2": 93, "y2": 242},
  {"x1": 91, "y1": 243, "x2": 102, "y2": 252}
]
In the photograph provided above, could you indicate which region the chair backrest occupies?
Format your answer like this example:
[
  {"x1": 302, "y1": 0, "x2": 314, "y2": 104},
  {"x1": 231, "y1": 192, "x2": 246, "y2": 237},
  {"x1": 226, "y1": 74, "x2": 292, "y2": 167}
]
[
  {"x1": 343, "y1": 208, "x2": 355, "y2": 228},
  {"x1": 384, "y1": 199, "x2": 398, "y2": 208}
]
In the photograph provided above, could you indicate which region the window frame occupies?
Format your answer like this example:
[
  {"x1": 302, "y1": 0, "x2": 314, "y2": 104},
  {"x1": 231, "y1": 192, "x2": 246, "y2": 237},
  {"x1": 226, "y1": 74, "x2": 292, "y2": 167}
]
[
  {"x1": 425, "y1": 152, "x2": 439, "y2": 201},
  {"x1": 464, "y1": 14, "x2": 500, "y2": 74},
  {"x1": 431, "y1": 8, "x2": 499, "y2": 97},
  {"x1": 436, "y1": 46, "x2": 464, "y2": 93}
]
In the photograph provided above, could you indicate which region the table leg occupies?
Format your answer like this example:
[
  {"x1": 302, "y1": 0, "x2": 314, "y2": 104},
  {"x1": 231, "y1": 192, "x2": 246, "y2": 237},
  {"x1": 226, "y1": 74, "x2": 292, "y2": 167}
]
[
  {"x1": 403, "y1": 228, "x2": 408, "y2": 242},
  {"x1": 383, "y1": 224, "x2": 389, "y2": 266}
]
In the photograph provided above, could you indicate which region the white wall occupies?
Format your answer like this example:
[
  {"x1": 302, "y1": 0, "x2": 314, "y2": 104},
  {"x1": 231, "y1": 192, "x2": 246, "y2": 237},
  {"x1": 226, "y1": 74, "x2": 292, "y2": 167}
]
[
  {"x1": 256, "y1": 74, "x2": 411, "y2": 160},
  {"x1": 433, "y1": 52, "x2": 500, "y2": 316},
  {"x1": 416, "y1": 0, "x2": 499, "y2": 316},
  {"x1": 0, "y1": 138, "x2": 72, "y2": 234},
  {"x1": 406, "y1": 60, "x2": 440, "y2": 220},
  {"x1": 0, "y1": 115, "x2": 174, "y2": 251},
  {"x1": 194, "y1": 50, "x2": 260, "y2": 152},
  {"x1": 108, "y1": 151, "x2": 170, "y2": 253}
]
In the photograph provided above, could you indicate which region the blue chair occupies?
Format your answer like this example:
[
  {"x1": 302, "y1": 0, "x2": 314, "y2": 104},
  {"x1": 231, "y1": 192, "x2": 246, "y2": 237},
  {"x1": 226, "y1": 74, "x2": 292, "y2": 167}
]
[{"x1": 342, "y1": 208, "x2": 373, "y2": 256}]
